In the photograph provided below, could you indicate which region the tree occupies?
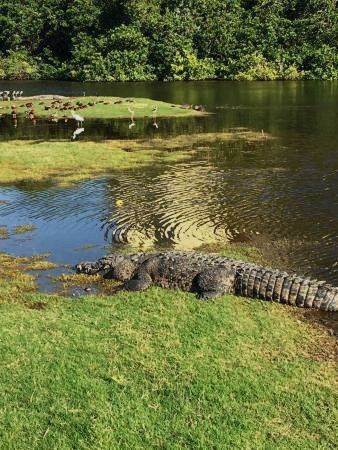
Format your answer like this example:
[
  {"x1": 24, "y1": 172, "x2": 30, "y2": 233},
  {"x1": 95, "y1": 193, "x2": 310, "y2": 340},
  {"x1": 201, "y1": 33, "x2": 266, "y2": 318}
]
[
  {"x1": 0, "y1": 49, "x2": 37, "y2": 79},
  {"x1": 106, "y1": 25, "x2": 154, "y2": 81},
  {"x1": 0, "y1": 0, "x2": 336, "y2": 80}
]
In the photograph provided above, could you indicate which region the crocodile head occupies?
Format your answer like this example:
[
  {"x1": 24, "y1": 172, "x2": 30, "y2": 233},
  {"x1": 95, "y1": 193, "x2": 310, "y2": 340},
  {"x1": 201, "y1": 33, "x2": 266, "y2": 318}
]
[{"x1": 75, "y1": 253, "x2": 144, "y2": 281}]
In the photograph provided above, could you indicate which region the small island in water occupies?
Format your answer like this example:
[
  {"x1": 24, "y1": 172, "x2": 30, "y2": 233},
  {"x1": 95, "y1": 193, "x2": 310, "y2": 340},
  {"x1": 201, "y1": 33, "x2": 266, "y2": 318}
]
[{"x1": 1, "y1": 95, "x2": 206, "y2": 120}]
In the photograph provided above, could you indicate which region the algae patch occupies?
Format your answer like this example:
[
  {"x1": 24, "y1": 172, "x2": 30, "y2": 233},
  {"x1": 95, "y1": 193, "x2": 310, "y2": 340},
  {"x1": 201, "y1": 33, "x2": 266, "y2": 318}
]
[
  {"x1": 52, "y1": 272, "x2": 120, "y2": 297},
  {"x1": 13, "y1": 224, "x2": 36, "y2": 234},
  {"x1": 0, "y1": 253, "x2": 58, "y2": 302},
  {"x1": 0, "y1": 227, "x2": 9, "y2": 239}
]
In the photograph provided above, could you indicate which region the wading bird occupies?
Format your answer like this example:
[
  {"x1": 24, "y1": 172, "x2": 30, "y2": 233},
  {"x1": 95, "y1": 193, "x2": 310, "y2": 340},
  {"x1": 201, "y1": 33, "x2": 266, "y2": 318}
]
[
  {"x1": 152, "y1": 106, "x2": 158, "y2": 128},
  {"x1": 71, "y1": 110, "x2": 84, "y2": 127},
  {"x1": 128, "y1": 107, "x2": 135, "y2": 129}
]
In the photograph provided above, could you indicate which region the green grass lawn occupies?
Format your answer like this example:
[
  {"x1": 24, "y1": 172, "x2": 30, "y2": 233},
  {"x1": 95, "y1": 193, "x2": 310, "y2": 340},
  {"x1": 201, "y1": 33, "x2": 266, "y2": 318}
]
[
  {"x1": 0, "y1": 253, "x2": 337, "y2": 449},
  {"x1": 1, "y1": 96, "x2": 204, "y2": 119}
]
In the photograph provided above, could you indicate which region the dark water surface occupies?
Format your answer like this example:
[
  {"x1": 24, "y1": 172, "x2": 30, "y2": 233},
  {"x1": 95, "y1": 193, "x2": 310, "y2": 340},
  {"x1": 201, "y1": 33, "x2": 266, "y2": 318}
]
[{"x1": 0, "y1": 81, "x2": 337, "y2": 287}]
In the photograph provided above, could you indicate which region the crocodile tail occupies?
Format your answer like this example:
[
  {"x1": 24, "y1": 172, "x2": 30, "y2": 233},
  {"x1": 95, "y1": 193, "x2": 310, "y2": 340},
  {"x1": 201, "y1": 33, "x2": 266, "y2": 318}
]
[{"x1": 235, "y1": 267, "x2": 338, "y2": 311}]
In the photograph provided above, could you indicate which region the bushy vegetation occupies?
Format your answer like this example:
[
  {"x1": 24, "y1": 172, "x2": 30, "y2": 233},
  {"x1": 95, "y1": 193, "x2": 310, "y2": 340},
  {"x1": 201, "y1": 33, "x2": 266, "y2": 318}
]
[{"x1": 0, "y1": 0, "x2": 337, "y2": 81}]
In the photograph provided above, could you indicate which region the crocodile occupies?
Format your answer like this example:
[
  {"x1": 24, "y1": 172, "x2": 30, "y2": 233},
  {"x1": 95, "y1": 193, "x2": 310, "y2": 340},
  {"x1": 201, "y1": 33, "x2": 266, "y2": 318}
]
[{"x1": 75, "y1": 252, "x2": 338, "y2": 311}]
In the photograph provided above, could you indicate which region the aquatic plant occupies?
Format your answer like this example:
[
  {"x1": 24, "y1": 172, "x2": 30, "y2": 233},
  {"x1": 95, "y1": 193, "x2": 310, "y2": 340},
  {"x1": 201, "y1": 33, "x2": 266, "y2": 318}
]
[{"x1": 13, "y1": 224, "x2": 36, "y2": 234}]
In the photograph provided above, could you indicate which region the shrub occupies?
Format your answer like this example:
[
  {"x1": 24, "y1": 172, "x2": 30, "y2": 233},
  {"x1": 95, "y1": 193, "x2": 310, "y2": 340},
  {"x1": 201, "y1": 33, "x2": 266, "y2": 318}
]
[
  {"x1": 69, "y1": 35, "x2": 110, "y2": 81},
  {"x1": 106, "y1": 26, "x2": 154, "y2": 81},
  {"x1": 0, "y1": 50, "x2": 37, "y2": 80},
  {"x1": 234, "y1": 53, "x2": 279, "y2": 81},
  {"x1": 303, "y1": 45, "x2": 338, "y2": 80},
  {"x1": 170, "y1": 50, "x2": 216, "y2": 81},
  {"x1": 282, "y1": 64, "x2": 304, "y2": 80}
]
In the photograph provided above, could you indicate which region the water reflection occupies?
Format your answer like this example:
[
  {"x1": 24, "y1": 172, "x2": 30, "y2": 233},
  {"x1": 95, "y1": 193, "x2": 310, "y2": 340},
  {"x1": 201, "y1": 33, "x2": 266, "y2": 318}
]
[
  {"x1": 99, "y1": 144, "x2": 337, "y2": 286},
  {"x1": 152, "y1": 106, "x2": 158, "y2": 129},
  {"x1": 72, "y1": 127, "x2": 85, "y2": 140},
  {"x1": 127, "y1": 107, "x2": 135, "y2": 129},
  {"x1": 0, "y1": 114, "x2": 169, "y2": 141}
]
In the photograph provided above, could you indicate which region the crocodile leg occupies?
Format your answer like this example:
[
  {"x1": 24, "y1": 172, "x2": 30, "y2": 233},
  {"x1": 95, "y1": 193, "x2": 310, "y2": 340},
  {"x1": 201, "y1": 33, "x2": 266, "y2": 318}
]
[
  {"x1": 193, "y1": 267, "x2": 236, "y2": 300},
  {"x1": 123, "y1": 271, "x2": 153, "y2": 292}
]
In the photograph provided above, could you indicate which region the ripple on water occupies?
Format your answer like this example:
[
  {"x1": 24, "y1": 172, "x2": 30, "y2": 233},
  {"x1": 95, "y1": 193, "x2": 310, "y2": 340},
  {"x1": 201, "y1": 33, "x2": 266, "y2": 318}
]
[
  {"x1": 0, "y1": 138, "x2": 337, "y2": 284},
  {"x1": 99, "y1": 150, "x2": 337, "y2": 283}
]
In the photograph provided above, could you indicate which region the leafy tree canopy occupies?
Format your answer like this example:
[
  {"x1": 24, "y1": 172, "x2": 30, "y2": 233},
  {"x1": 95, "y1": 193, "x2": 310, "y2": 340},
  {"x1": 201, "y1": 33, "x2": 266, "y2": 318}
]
[{"x1": 0, "y1": 0, "x2": 336, "y2": 80}]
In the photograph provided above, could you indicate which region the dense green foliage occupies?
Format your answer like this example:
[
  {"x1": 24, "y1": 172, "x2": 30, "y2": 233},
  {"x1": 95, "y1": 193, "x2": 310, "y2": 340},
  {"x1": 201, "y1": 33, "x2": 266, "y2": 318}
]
[{"x1": 0, "y1": 0, "x2": 337, "y2": 80}]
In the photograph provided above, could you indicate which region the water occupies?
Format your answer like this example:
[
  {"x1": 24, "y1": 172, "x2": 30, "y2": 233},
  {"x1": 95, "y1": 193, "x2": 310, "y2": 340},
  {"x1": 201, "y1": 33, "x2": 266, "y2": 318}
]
[{"x1": 0, "y1": 81, "x2": 337, "y2": 286}]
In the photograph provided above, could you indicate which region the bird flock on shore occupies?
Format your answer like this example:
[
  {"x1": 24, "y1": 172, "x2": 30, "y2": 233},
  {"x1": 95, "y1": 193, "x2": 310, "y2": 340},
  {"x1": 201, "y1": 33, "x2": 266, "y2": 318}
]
[
  {"x1": 0, "y1": 90, "x2": 23, "y2": 101},
  {"x1": 0, "y1": 91, "x2": 162, "y2": 140}
]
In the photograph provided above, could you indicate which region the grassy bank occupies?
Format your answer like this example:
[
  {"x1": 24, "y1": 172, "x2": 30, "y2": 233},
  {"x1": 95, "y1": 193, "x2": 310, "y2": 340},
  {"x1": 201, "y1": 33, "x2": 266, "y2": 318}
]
[
  {"x1": 1, "y1": 96, "x2": 204, "y2": 119},
  {"x1": 0, "y1": 140, "x2": 187, "y2": 186},
  {"x1": 0, "y1": 131, "x2": 267, "y2": 186},
  {"x1": 0, "y1": 252, "x2": 336, "y2": 449}
]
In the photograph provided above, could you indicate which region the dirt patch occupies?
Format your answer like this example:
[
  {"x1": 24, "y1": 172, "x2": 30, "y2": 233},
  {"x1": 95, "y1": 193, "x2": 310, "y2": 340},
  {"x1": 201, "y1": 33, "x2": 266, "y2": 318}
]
[{"x1": 297, "y1": 309, "x2": 338, "y2": 338}]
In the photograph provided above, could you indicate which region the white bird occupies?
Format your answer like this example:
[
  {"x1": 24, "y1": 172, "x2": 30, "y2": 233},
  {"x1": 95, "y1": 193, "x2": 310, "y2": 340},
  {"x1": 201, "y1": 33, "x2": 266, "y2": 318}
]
[
  {"x1": 72, "y1": 127, "x2": 85, "y2": 140},
  {"x1": 128, "y1": 107, "x2": 135, "y2": 128},
  {"x1": 19, "y1": 91, "x2": 23, "y2": 97},
  {"x1": 71, "y1": 110, "x2": 84, "y2": 127},
  {"x1": 152, "y1": 106, "x2": 158, "y2": 128}
]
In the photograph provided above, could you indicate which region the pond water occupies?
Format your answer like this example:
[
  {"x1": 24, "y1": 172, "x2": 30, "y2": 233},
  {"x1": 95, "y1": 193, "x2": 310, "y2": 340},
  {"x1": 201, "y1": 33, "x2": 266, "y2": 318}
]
[{"x1": 0, "y1": 81, "x2": 337, "y2": 289}]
